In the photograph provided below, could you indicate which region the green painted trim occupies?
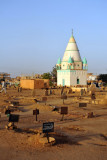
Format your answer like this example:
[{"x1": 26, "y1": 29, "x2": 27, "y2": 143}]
[
  {"x1": 65, "y1": 50, "x2": 79, "y2": 51},
  {"x1": 57, "y1": 70, "x2": 76, "y2": 73},
  {"x1": 62, "y1": 61, "x2": 82, "y2": 62},
  {"x1": 74, "y1": 61, "x2": 82, "y2": 62}
]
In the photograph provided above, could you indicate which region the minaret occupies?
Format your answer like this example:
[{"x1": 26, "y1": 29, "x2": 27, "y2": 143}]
[
  {"x1": 62, "y1": 31, "x2": 81, "y2": 62},
  {"x1": 56, "y1": 31, "x2": 88, "y2": 87}
]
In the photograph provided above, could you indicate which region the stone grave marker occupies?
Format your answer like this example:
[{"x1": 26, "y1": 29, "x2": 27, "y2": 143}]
[
  {"x1": 43, "y1": 122, "x2": 54, "y2": 143},
  {"x1": 5, "y1": 109, "x2": 11, "y2": 115},
  {"x1": 45, "y1": 90, "x2": 48, "y2": 96},
  {"x1": 6, "y1": 114, "x2": 20, "y2": 130},
  {"x1": 61, "y1": 95, "x2": 67, "y2": 104},
  {"x1": 61, "y1": 106, "x2": 68, "y2": 121},
  {"x1": 79, "y1": 103, "x2": 87, "y2": 107},
  {"x1": 9, "y1": 101, "x2": 19, "y2": 106},
  {"x1": 33, "y1": 109, "x2": 39, "y2": 121},
  {"x1": 9, "y1": 114, "x2": 19, "y2": 122},
  {"x1": 42, "y1": 97, "x2": 47, "y2": 105}
]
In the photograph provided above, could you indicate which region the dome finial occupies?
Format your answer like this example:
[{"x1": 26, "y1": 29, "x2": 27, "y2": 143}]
[{"x1": 72, "y1": 29, "x2": 73, "y2": 36}]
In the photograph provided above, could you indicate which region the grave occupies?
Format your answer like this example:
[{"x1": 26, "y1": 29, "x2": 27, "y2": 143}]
[
  {"x1": 42, "y1": 97, "x2": 47, "y2": 105},
  {"x1": 61, "y1": 106, "x2": 68, "y2": 121},
  {"x1": 61, "y1": 94, "x2": 67, "y2": 104},
  {"x1": 79, "y1": 103, "x2": 87, "y2": 107},
  {"x1": 43, "y1": 122, "x2": 54, "y2": 143},
  {"x1": 33, "y1": 109, "x2": 39, "y2": 121}
]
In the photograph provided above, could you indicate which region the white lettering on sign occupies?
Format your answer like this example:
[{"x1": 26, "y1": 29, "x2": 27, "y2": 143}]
[{"x1": 43, "y1": 124, "x2": 53, "y2": 130}]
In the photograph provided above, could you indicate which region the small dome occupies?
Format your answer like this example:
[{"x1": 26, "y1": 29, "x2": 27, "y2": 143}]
[
  {"x1": 83, "y1": 57, "x2": 87, "y2": 64},
  {"x1": 68, "y1": 56, "x2": 74, "y2": 63},
  {"x1": 57, "y1": 58, "x2": 61, "y2": 64}
]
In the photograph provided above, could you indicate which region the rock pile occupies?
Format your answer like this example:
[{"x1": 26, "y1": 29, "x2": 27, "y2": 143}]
[{"x1": 5, "y1": 122, "x2": 17, "y2": 130}]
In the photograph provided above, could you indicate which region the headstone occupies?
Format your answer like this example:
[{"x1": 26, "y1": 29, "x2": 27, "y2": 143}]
[
  {"x1": 50, "y1": 89, "x2": 52, "y2": 95},
  {"x1": 87, "y1": 112, "x2": 94, "y2": 118},
  {"x1": 43, "y1": 122, "x2": 54, "y2": 133},
  {"x1": 61, "y1": 94, "x2": 67, "y2": 104},
  {"x1": 42, "y1": 97, "x2": 47, "y2": 105},
  {"x1": 33, "y1": 109, "x2": 39, "y2": 115},
  {"x1": 34, "y1": 99, "x2": 38, "y2": 103},
  {"x1": 68, "y1": 89, "x2": 72, "y2": 94},
  {"x1": 10, "y1": 101, "x2": 19, "y2": 106},
  {"x1": 52, "y1": 90, "x2": 55, "y2": 95},
  {"x1": 5, "y1": 109, "x2": 11, "y2": 115},
  {"x1": 9, "y1": 114, "x2": 19, "y2": 122},
  {"x1": 61, "y1": 95, "x2": 67, "y2": 99},
  {"x1": 33, "y1": 109, "x2": 39, "y2": 121},
  {"x1": 45, "y1": 90, "x2": 48, "y2": 96},
  {"x1": 60, "y1": 106, "x2": 68, "y2": 121},
  {"x1": 91, "y1": 93, "x2": 96, "y2": 100},
  {"x1": 61, "y1": 88, "x2": 64, "y2": 95},
  {"x1": 32, "y1": 89, "x2": 36, "y2": 97},
  {"x1": 79, "y1": 103, "x2": 87, "y2": 107},
  {"x1": 61, "y1": 107, "x2": 68, "y2": 114}
]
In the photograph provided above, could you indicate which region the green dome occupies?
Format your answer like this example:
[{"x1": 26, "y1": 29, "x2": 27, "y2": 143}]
[
  {"x1": 68, "y1": 56, "x2": 74, "y2": 63},
  {"x1": 57, "y1": 58, "x2": 61, "y2": 64},
  {"x1": 83, "y1": 57, "x2": 87, "y2": 64}
]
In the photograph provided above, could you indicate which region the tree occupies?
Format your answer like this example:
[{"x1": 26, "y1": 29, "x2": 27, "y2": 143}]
[
  {"x1": 51, "y1": 66, "x2": 57, "y2": 82},
  {"x1": 98, "y1": 74, "x2": 107, "y2": 83},
  {"x1": 42, "y1": 72, "x2": 52, "y2": 80}
]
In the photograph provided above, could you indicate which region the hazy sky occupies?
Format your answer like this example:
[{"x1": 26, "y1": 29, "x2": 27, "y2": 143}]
[{"x1": 0, "y1": 0, "x2": 107, "y2": 77}]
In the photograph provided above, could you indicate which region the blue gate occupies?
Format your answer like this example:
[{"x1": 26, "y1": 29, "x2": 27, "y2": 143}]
[{"x1": 62, "y1": 79, "x2": 65, "y2": 86}]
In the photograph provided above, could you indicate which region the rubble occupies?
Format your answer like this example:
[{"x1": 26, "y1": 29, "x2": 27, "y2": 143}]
[
  {"x1": 86, "y1": 112, "x2": 94, "y2": 118},
  {"x1": 5, "y1": 122, "x2": 17, "y2": 130}
]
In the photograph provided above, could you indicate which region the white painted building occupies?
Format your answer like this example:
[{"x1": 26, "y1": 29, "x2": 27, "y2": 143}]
[{"x1": 56, "y1": 32, "x2": 88, "y2": 87}]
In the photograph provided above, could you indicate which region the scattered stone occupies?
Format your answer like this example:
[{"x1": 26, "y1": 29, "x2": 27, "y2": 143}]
[
  {"x1": 39, "y1": 137, "x2": 55, "y2": 145},
  {"x1": 86, "y1": 112, "x2": 94, "y2": 118},
  {"x1": 45, "y1": 90, "x2": 48, "y2": 96},
  {"x1": 5, "y1": 122, "x2": 17, "y2": 130},
  {"x1": 67, "y1": 89, "x2": 72, "y2": 94}
]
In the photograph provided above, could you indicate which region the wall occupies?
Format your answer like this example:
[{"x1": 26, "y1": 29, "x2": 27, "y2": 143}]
[
  {"x1": 20, "y1": 79, "x2": 34, "y2": 89},
  {"x1": 57, "y1": 70, "x2": 70, "y2": 86},
  {"x1": 20, "y1": 79, "x2": 44, "y2": 89},
  {"x1": 57, "y1": 70, "x2": 87, "y2": 86}
]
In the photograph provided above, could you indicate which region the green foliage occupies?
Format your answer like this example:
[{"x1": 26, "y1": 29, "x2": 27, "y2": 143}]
[
  {"x1": 98, "y1": 74, "x2": 107, "y2": 83},
  {"x1": 42, "y1": 72, "x2": 52, "y2": 80},
  {"x1": 49, "y1": 81, "x2": 53, "y2": 86},
  {"x1": 42, "y1": 65, "x2": 57, "y2": 83},
  {"x1": 51, "y1": 66, "x2": 57, "y2": 82}
]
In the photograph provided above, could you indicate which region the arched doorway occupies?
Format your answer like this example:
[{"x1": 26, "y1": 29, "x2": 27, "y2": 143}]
[{"x1": 77, "y1": 78, "x2": 80, "y2": 84}]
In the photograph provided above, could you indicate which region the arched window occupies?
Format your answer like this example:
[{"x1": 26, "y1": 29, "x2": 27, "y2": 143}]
[{"x1": 77, "y1": 78, "x2": 79, "y2": 84}]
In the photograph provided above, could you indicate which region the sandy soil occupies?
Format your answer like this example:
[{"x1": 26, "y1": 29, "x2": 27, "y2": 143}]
[{"x1": 0, "y1": 87, "x2": 107, "y2": 160}]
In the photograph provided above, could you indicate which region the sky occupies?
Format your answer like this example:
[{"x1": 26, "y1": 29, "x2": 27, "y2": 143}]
[{"x1": 0, "y1": 0, "x2": 107, "y2": 77}]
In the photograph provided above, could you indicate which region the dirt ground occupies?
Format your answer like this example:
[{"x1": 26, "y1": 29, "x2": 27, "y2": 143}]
[{"x1": 0, "y1": 87, "x2": 107, "y2": 160}]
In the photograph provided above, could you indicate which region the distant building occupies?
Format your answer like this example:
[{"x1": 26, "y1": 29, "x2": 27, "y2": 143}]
[
  {"x1": 20, "y1": 79, "x2": 49, "y2": 89},
  {"x1": 0, "y1": 72, "x2": 11, "y2": 81},
  {"x1": 56, "y1": 32, "x2": 88, "y2": 86},
  {"x1": 87, "y1": 73, "x2": 97, "y2": 81},
  {"x1": 21, "y1": 74, "x2": 42, "y2": 80}
]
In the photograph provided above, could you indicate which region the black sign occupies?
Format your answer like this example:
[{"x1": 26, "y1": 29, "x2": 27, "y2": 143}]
[
  {"x1": 61, "y1": 107, "x2": 68, "y2": 114},
  {"x1": 61, "y1": 95, "x2": 67, "y2": 99},
  {"x1": 33, "y1": 109, "x2": 39, "y2": 115},
  {"x1": 9, "y1": 114, "x2": 19, "y2": 122},
  {"x1": 5, "y1": 109, "x2": 11, "y2": 115},
  {"x1": 10, "y1": 101, "x2": 19, "y2": 106},
  {"x1": 34, "y1": 99, "x2": 38, "y2": 103},
  {"x1": 42, "y1": 97, "x2": 47, "y2": 102},
  {"x1": 43, "y1": 122, "x2": 54, "y2": 133},
  {"x1": 79, "y1": 103, "x2": 87, "y2": 107}
]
